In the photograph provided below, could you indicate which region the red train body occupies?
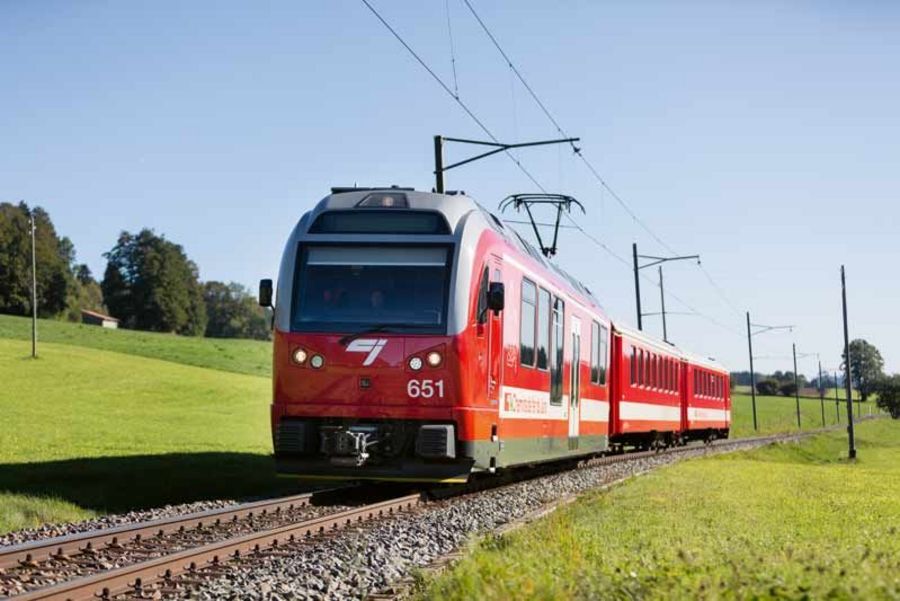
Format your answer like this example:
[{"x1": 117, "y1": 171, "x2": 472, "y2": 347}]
[{"x1": 266, "y1": 188, "x2": 729, "y2": 482}]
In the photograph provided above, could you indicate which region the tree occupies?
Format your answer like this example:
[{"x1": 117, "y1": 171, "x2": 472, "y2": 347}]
[
  {"x1": 779, "y1": 382, "x2": 798, "y2": 397},
  {"x1": 101, "y1": 229, "x2": 207, "y2": 335},
  {"x1": 756, "y1": 379, "x2": 780, "y2": 396},
  {"x1": 874, "y1": 375, "x2": 900, "y2": 419},
  {"x1": 843, "y1": 339, "x2": 884, "y2": 402},
  {"x1": 65, "y1": 264, "x2": 106, "y2": 321},
  {"x1": 203, "y1": 281, "x2": 270, "y2": 340},
  {"x1": 0, "y1": 202, "x2": 76, "y2": 318}
]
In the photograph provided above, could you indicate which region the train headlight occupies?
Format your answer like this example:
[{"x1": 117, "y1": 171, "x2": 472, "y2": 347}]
[
  {"x1": 292, "y1": 348, "x2": 308, "y2": 365},
  {"x1": 310, "y1": 354, "x2": 325, "y2": 369},
  {"x1": 408, "y1": 356, "x2": 423, "y2": 371},
  {"x1": 426, "y1": 351, "x2": 442, "y2": 367}
]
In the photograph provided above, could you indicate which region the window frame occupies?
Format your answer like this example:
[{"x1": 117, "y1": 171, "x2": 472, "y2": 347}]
[
  {"x1": 518, "y1": 278, "x2": 537, "y2": 367},
  {"x1": 536, "y1": 287, "x2": 551, "y2": 371}
]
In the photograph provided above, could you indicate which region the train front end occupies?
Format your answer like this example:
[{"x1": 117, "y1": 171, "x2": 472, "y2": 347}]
[{"x1": 266, "y1": 188, "x2": 476, "y2": 482}]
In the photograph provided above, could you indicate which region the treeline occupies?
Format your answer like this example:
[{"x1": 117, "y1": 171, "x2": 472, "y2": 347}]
[
  {"x1": 0, "y1": 202, "x2": 270, "y2": 340},
  {"x1": 733, "y1": 339, "x2": 900, "y2": 418}
]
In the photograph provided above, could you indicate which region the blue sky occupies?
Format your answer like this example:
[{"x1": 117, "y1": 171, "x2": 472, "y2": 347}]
[{"x1": 3, "y1": 1, "x2": 898, "y2": 375}]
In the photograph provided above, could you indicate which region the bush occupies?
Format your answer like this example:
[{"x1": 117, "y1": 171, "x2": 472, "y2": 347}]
[
  {"x1": 756, "y1": 379, "x2": 780, "y2": 396},
  {"x1": 874, "y1": 375, "x2": 900, "y2": 419},
  {"x1": 779, "y1": 382, "x2": 798, "y2": 397}
]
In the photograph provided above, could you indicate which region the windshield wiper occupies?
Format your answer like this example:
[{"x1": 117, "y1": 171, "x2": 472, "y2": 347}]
[{"x1": 338, "y1": 323, "x2": 435, "y2": 346}]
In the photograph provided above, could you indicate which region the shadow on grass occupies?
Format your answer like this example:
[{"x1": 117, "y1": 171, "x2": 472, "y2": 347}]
[{"x1": 0, "y1": 453, "x2": 314, "y2": 514}]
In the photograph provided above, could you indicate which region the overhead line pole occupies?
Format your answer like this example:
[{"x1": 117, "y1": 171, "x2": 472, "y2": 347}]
[
  {"x1": 746, "y1": 316, "x2": 794, "y2": 432},
  {"x1": 633, "y1": 243, "x2": 699, "y2": 340},
  {"x1": 633, "y1": 243, "x2": 642, "y2": 331},
  {"x1": 834, "y1": 370, "x2": 841, "y2": 423},
  {"x1": 658, "y1": 266, "x2": 667, "y2": 342},
  {"x1": 746, "y1": 312, "x2": 757, "y2": 431},
  {"x1": 793, "y1": 343, "x2": 801, "y2": 429},
  {"x1": 818, "y1": 356, "x2": 826, "y2": 427},
  {"x1": 841, "y1": 265, "x2": 856, "y2": 459},
  {"x1": 30, "y1": 213, "x2": 37, "y2": 359}
]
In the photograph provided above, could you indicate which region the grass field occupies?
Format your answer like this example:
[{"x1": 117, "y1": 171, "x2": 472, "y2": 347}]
[
  {"x1": 0, "y1": 313, "x2": 270, "y2": 377},
  {"x1": 0, "y1": 337, "x2": 304, "y2": 534},
  {"x1": 0, "y1": 313, "x2": 880, "y2": 535},
  {"x1": 423, "y1": 419, "x2": 900, "y2": 600}
]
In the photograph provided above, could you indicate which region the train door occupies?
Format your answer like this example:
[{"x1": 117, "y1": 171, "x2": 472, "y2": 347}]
[
  {"x1": 487, "y1": 259, "x2": 503, "y2": 405},
  {"x1": 569, "y1": 316, "x2": 581, "y2": 440}
]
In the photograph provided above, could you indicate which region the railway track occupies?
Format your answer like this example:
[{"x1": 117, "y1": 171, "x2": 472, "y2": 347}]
[{"x1": 0, "y1": 427, "x2": 857, "y2": 600}]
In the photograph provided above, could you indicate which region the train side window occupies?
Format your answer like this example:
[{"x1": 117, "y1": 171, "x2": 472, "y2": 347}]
[
  {"x1": 597, "y1": 325, "x2": 608, "y2": 385},
  {"x1": 662, "y1": 358, "x2": 667, "y2": 391},
  {"x1": 519, "y1": 279, "x2": 537, "y2": 367},
  {"x1": 694, "y1": 371, "x2": 699, "y2": 395},
  {"x1": 630, "y1": 346, "x2": 637, "y2": 385},
  {"x1": 590, "y1": 322, "x2": 600, "y2": 383},
  {"x1": 644, "y1": 350, "x2": 649, "y2": 386},
  {"x1": 665, "y1": 358, "x2": 670, "y2": 392},
  {"x1": 637, "y1": 349, "x2": 643, "y2": 386},
  {"x1": 476, "y1": 266, "x2": 489, "y2": 324},
  {"x1": 536, "y1": 288, "x2": 551, "y2": 370},
  {"x1": 549, "y1": 297, "x2": 565, "y2": 405}
]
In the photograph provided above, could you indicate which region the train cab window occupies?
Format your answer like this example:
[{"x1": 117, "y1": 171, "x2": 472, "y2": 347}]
[
  {"x1": 519, "y1": 279, "x2": 537, "y2": 366},
  {"x1": 536, "y1": 288, "x2": 551, "y2": 370},
  {"x1": 549, "y1": 297, "x2": 565, "y2": 405}
]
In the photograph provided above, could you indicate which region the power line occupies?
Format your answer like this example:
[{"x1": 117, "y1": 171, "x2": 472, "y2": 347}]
[
  {"x1": 461, "y1": 0, "x2": 677, "y2": 254},
  {"x1": 461, "y1": 0, "x2": 747, "y2": 323},
  {"x1": 443, "y1": 0, "x2": 460, "y2": 99},
  {"x1": 363, "y1": 0, "x2": 743, "y2": 341},
  {"x1": 360, "y1": 0, "x2": 546, "y2": 193}
]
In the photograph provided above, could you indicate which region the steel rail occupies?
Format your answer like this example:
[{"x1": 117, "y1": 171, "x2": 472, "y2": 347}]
[
  {"x1": 11, "y1": 493, "x2": 422, "y2": 601},
  {"x1": 6, "y1": 422, "x2": 876, "y2": 600},
  {"x1": 0, "y1": 488, "x2": 349, "y2": 571}
]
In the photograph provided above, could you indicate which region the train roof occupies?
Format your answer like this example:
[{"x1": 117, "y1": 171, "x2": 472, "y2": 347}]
[
  {"x1": 614, "y1": 323, "x2": 727, "y2": 372},
  {"x1": 310, "y1": 187, "x2": 724, "y2": 371},
  {"x1": 312, "y1": 186, "x2": 607, "y2": 316}
]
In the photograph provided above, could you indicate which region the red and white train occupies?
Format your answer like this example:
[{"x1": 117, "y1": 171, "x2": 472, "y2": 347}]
[{"x1": 260, "y1": 187, "x2": 730, "y2": 483}]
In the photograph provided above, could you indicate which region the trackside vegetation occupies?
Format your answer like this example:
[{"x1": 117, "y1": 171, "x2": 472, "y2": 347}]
[
  {"x1": 421, "y1": 419, "x2": 900, "y2": 600},
  {"x1": 0, "y1": 318, "x2": 881, "y2": 534},
  {"x1": 0, "y1": 338, "x2": 298, "y2": 534},
  {"x1": 0, "y1": 313, "x2": 269, "y2": 377}
]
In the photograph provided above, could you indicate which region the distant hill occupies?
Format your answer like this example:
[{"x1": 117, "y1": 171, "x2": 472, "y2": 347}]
[{"x1": 0, "y1": 313, "x2": 270, "y2": 377}]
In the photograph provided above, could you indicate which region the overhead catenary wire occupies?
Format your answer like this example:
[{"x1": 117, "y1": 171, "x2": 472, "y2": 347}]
[
  {"x1": 461, "y1": 0, "x2": 746, "y2": 320},
  {"x1": 360, "y1": 0, "x2": 546, "y2": 193},
  {"x1": 362, "y1": 0, "x2": 743, "y2": 340},
  {"x1": 444, "y1": 0, "x2": 460, "y2": 99}
]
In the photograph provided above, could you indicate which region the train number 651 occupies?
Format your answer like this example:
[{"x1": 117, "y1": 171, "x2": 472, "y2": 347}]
[{"x1": 407, "y1": 379, "x2": 445, "y2": 398}]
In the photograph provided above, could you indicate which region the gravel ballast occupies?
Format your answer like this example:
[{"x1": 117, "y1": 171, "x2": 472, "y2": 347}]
[{"x1": 190, "y1": 440, "x2": 780, "y2": 600}]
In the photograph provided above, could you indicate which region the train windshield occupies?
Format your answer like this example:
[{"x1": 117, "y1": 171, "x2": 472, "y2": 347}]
[{"x1": 292, "y1": 245, "x2": 451, "y2": 334}]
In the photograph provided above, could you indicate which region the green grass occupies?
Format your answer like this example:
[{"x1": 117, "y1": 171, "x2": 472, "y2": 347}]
[
  {"x1": 730, "y1": 391, "x2": 878, "y2": 438},
  {"x1": 423, "y1": 419, "x2": 900, "y2": 600},
  {"x1": 0, "y1": 338, "x2": 302, "y2": 535},
  {"x1": 0, "y1": 313, "x2": 270, "y2": 377}
]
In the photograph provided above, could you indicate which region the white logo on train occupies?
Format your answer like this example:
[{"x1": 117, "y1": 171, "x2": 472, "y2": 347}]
[{"x1": 346, "y1": 338, "x2": 388, "y2": 366}]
